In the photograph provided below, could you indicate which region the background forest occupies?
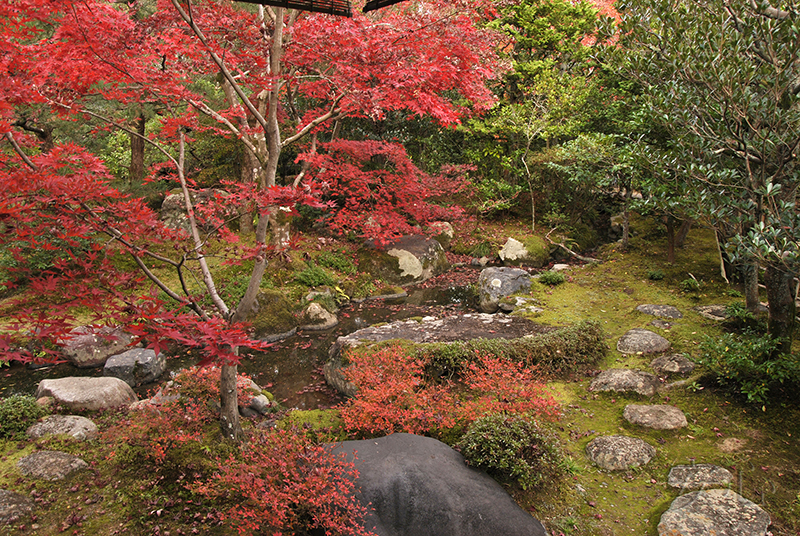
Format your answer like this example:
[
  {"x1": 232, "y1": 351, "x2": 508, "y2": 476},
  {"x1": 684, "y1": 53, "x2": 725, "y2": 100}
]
[{"x1": 2, "y1": 0, "x2": 800, "y2": 533}]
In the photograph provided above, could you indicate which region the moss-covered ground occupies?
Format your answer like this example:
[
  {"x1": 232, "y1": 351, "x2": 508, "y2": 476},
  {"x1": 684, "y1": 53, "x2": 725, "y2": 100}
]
[{"x1": 1, "y1": 215, "x2": 799, "y2": 535}]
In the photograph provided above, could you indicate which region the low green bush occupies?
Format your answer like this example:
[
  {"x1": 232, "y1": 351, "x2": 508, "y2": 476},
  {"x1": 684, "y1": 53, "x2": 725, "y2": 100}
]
[
  {"x1": 417, "y1": 320, "x2": 606, "y2": 379},
  {"x1": 457, "y1": 413, "x2": 564, "y2": 490},
  {"x1": 698, "y1": 330, "x2": 800, "y2": 404},
  {"x1": 647, "y1": 269, "x2": 665, "y2": 281},
  {"x1": 295, "y1": 264, "x2": 337, "y2": 288},
  {"x1": 538, "y1": 270, "x2": 566, "y2": 286},
  {"x1": 316, "y1": 250, "x2": 357, "y2": 275},
  {"x1": 0, "y1": 394, "x2": 49, "y2": 439}
]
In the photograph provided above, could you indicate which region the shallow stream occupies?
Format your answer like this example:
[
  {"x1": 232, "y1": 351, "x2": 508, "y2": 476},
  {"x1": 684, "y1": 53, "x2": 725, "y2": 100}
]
[{"x1": 0, "y1": 279, "x2": 478, "y2": 409}]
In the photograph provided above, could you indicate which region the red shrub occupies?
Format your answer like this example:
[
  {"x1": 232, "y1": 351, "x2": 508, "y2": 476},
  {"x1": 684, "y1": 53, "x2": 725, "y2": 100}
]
[{"x1": 339, "y1": 345, "x2": 559, "y2": 437}]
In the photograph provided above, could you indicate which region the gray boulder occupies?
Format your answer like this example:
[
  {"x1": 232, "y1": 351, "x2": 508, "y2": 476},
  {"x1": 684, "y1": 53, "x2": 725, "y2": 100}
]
[
  {"x1": 36, "y1": 377, "x2": 138, "y2": 411},
  {"x1": 103, "y1": 348, "x2": 166, "y2": 387},
  {"x1": 27, "y1": 415, "x2": 98, "y2": 441},
  {"x1": 651, "y1": 354, "x2": 696, "y2": 375},
  {"x1": 16, "y1": 451, "x2": 88, "y2": 481},
  {"x1": 59, "y1": 325, "x2": 132, "y2": 368},
  {"x1": 0, "y1": 489, "x2": 33, "y2": 525},
  {"x1": 617, "y1": 328, "x2": 671, "y2": 354},
  {"x1": 427, "y1": 221, "x2": 454, "y2": 250},
  {"x1": 329, "y1": 434, "x2": 548, "y2": 536},
  {"x1": 586, "y1": 435, "x2": 656, "y2": 471},
  {"x1": 623, "y1": 404, "x2": 687, "y2": 430},
  {"x1": 635, "y1": 304, "x2": 683, "y2": 319},
  {"x1": 357, "y1": 236, "x2": 449, "y2": 286},
  {"x1": 589, "y1": 368, "x2": 660, "y2": 396},
  {"x1": 478, "y1": 267, "x2": 532, "y2": 313},
  {"x1": 668, "y1": 464, "x2": 734, "y2": 490},
  {"x1": 694, "y1": 305, "x2": 728, "y2": 321},
  {"x1": 658, "y1": 489, "x2": 771, "y2": 536}
]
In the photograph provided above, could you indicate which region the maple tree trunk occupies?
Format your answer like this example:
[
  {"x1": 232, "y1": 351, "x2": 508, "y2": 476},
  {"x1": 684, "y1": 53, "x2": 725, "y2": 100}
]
[
  {"x1": 239, "y1": 147, "x2": 259, "y2": 235},
  {"x1": 219, "y1": 361, "x2": 243, "y2": 442},
  {"x1": 742, "y1": 263, "x2": 761, "y2": 313},
  {"x1": 129, "y1": 113, "x2": 145, "y2": 186}
]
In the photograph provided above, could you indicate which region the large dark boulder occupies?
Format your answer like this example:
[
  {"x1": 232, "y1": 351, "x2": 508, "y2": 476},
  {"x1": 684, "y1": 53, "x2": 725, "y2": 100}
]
[
  {"x1": 478, "y1": 267, "x2": 532, "y2": 313},
  {"x1": 329, "y1": 434, "x2": 548, "y2": 536}
]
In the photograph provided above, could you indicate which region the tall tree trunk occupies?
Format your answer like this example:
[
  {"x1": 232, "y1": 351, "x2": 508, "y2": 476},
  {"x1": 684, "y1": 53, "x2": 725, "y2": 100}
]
[
  {"x1": 765, "y1": 263, "x2": 796, "y2": 355},
  {"x1": 219, "y1": 359, "x2": 243, "y2": 442},
  {"x1": 665, "y1": 215, "x2": 676, "y2": 264},
  {"x1": 129, "y1": 113, "x2": 146, "y2": 186},
  {"x1": 675, "y1": 218, "x2": 693, "y2": 248},
  {"x1": 742, "y1": 263, "x2": 761, "y2": 313},
  {"x1": 621, "y1": 185, "x2": 631, "y2": 249},
  {"x1": 238, "y1": 147, "x2": 259, "y2": 235}
]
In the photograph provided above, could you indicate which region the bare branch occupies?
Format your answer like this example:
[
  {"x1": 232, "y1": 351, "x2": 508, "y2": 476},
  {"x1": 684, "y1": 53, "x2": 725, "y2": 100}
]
[{"x1": 3, "y1": 132, "x2": 37, "y2": 170}]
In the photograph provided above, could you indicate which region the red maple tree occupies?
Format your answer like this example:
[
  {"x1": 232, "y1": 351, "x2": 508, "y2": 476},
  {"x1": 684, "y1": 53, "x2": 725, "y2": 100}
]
[{"x1": 0, "y1": 0, "x2": 501, "y2": 439}]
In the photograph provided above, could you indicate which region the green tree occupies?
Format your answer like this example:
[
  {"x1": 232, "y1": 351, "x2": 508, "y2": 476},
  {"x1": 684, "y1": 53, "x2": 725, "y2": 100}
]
[{"x1": 617, "y1": 0, "x2": 800, "y2": 349}]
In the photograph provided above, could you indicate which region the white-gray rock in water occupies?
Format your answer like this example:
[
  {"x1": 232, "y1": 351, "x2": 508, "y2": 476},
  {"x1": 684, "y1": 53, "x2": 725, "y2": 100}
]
[
  {"x1": 36, "y1": 377, "x2": 138, "y2": 411},
  {"x1": 103, "y1": 348, "x2": 166, "y2": 387},
  {"x1": 617, "y1": 328, "x2": 671, "y2": 354},
  {"x1": 589, "y1": 368, "x2": 660, "y2": 396},
  {"x1": 658, "y1": 489, "x2": 771, "y2": 536},
  {"x1": 478, "y1": 267, "x2": 531, "y2": 313},
  {"x1": 586, "y1": 435, "x2": 656, "y2": 471},
  {"x1": 16, "y1": 451, "x2": 88, "y2": 481},
  {"x1": 299, "y1": 302, "x2": 339, "y2": 331},
  {"x1": 27, "y1": 415, "x2": 98, "y2": 441},
  {"x1": 623, "y1": 404, "x2": 687, "y2": 430},
  {"x1": 59, "y1": 325, "x2": 132, "y2": 368},
  {"x1": 668, "y1": 464, "x2": 734, "y2": 490}
]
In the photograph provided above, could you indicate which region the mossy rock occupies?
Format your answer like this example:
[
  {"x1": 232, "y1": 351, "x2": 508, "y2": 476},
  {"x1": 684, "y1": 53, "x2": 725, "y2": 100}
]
[
  {"x1": 357, "y1": 235, "x2": 449, "y2": 286},
  {"x1": 248, "y1": 289, "x2": 297, "y2": 339},
  {"x1": 499, "y1": 236, "x2": 549, "y2": 267}
]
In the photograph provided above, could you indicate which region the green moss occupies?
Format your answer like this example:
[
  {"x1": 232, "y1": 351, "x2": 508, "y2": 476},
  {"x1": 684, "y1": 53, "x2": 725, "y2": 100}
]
[
  {"x1": 248, "y1": 289, "x2": 297, "y2": 338},
  {"x1": 277, "y1": 409, "x2": 347, "y2": 442},
  {"x1": 522, "y1": 235, "x2": 549, "y2": 266}
]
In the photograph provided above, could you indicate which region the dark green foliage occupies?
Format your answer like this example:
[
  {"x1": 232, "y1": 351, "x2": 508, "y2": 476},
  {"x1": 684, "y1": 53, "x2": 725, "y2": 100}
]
[
  {"x1": 646, "y1": 269, "x2": 664, "y2": 281},
  {"x1": 316, "y1": 250, "x2": 357, "y2": 275},
  {"x1": 469, "y1": 241, "x2": 494, "y2": 258},
  {"x1": 679, "y1": 278, "x2": 701, "y2": 292},
  {"x1": 417, "y1": 320, "x2": 606, "y2": 379},
  {"x1": 724, "y1": 301, "x2": 766, "y2": 333},
  {"x1": 0, "y1": 394, "x2": 49, "y2": 440},
  {"x1": 538, "y1": 270, "x2": 565, "y2": 286},
  {"x1": 698, "y1": 331, "x2": 800, "y2": 404},
  {"x1": 294, "y1": 264, "x2": 337, "y2": 288},
  {"x1": 457, "y1": 413, "x2": 564, "y2": 490}
]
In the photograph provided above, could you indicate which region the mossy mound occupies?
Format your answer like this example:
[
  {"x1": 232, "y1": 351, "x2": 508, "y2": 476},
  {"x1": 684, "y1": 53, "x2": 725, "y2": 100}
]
[
  {"x1": 248, "y1": 289, "x2": 297, "y2": 339},
  {"x1": 357, "y1": 236, "x2": 449, "y2": 286}
]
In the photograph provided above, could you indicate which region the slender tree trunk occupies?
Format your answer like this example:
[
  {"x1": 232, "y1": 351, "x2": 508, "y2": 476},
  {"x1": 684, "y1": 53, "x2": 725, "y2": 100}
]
[
  {"x1": 239, "y1": 147, "x2": 259, "y2": 235},
  {"x1": 675, "y1": 218, "x2": 693, "y2": 248},
  {"x1": 621, "y1": 186, "x2": 631, "y2": 249},
  {"x1": 129, "y1": 113, "x2": 146, "y2": 186},
  {"x1": 742, "y1": 263, "x2": 761, "y2": 313},
  {"x1": 219, "y1": 360, "x2": 244, "y2": 442},
  {"x1": 765, "y1": 263, "x2": 796, "y2": 355},
  {"x1": 665, "y1": 215, "x2": 676, "y2": 264}
]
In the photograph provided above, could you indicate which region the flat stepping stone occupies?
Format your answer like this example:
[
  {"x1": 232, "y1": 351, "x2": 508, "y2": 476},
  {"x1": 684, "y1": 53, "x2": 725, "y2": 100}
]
[
  {"x1": 658, "y1": 489, "x2": 771, "y2": 536},
  {"x1": 27, "y1": 415, "x2": 98, "y2": 441},
  {"x1": 589, "y1": 368, "x2": 659, "y2": 396},
  {"x1": 617, "y1": 328, "x2": 671, "y2": 354},
  {"x1": 36, "y1": 377, "x2": 138, "y2": 411},
  {"x1": 623, "y1": 404, "x2": 687, "y2": 430},
  {"x1": 16, "y1": 451, "x2": 88, "y2": 481},
  {"x1": 651, "y1": 354, "x2": 695, "y2": 375},
  {"x1": 668, "y1": 464, "x2": 734, "y2": 490},
  {"x1": 586, "y1": 435, "x2": 656, "y2": 471},
  {"x1": 0, "y1": 489, "x2": 34, "y2": 524},
  {"x1": 695, "y1": 305, "x2": 728, "y2": 321},
  {"x1": 636, "y1": 304, "x2": 683, "y2": 319}
]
